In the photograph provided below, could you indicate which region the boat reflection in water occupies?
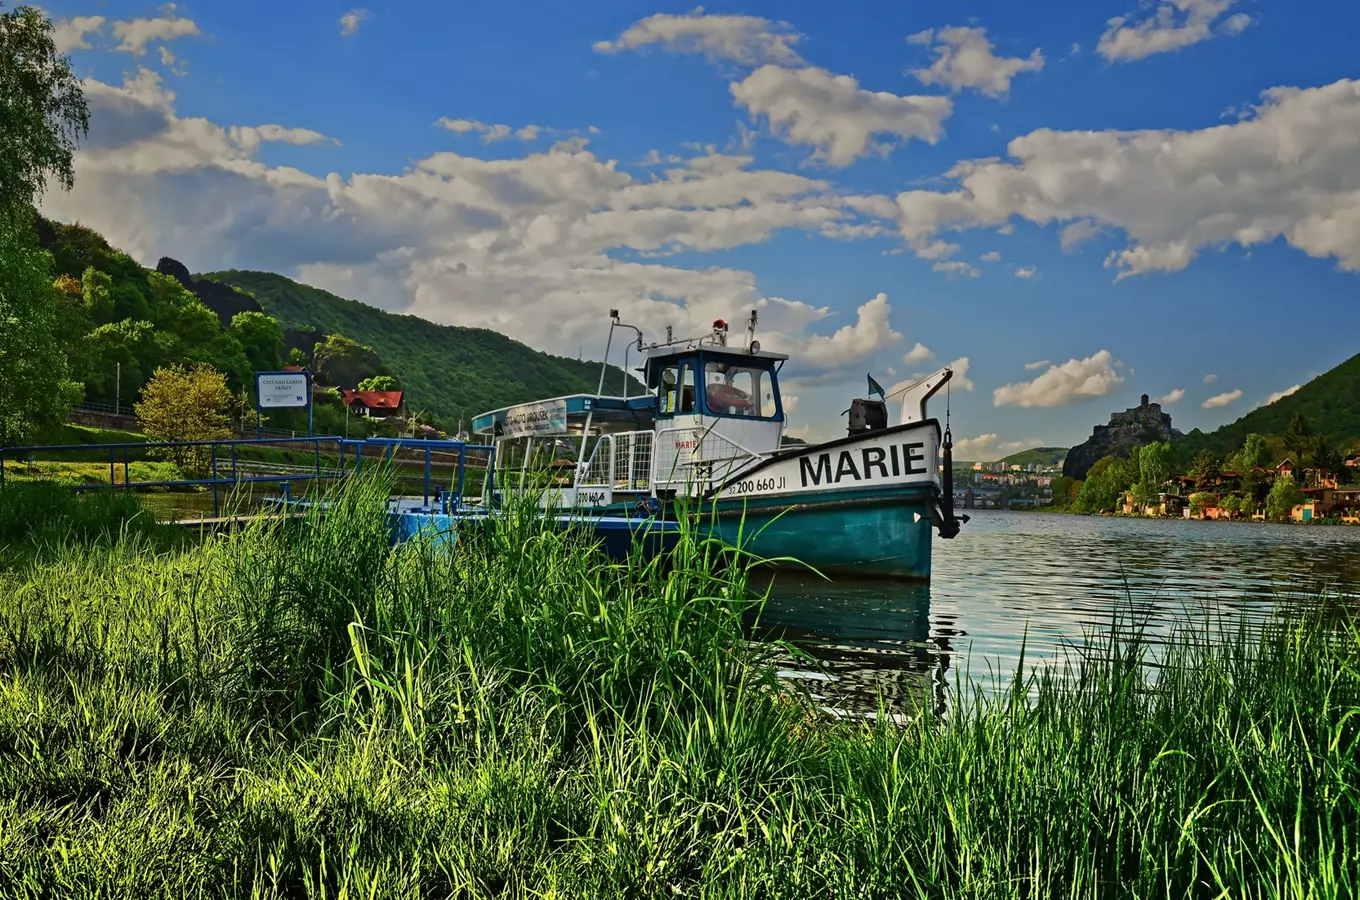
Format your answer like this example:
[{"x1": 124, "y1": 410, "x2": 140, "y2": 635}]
[{"x1": 747, "y1": 573, "x2": 960, "y2": 720}]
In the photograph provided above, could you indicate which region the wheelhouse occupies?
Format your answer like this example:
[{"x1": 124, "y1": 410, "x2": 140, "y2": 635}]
[{"x1": 645, "y1": 347, "x2": 788, "y2": 424}]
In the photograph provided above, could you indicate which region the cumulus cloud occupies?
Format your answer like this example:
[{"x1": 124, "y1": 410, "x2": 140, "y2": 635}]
[
  {"x1": 111, "y1": 4, "x2": 201, "y2": 55},
  {"x1": 1060, "y1": 219, "x2": 1102, "y2": 250},
  {"x1": 340, "y1": 9, "x2": 369, "y2": 37},
  {"x1": 894, "y1": 79, "x2": 1360, "y2": 277},
  {"x1": 1014, "y1": 266, "x2": 1036, "y2": 278},
  {"x1": 954, "y1": 433, "x2": 999, "y2": 460},
  {"x1": 1156, "y1": 388, "x2": 1186, "y2": 404},
  {"x1": 904, "y1": 342, "x2": 934, "y2": 365},
  {"x1": 933, "y1": 260, "x2": 979, "y2": 278},
  {"x1": 798, "y1": 293, "x2": 901, "y2": 368},
  {"x1": 1203, "y1": 373, "x2": 1218, "y2": 383},
  {"x1": 1024, "y1": 359, "x2": 1049, "y2": 370},
  {"x1": 1099, "y1": 0, "x2": 1252, "y2": 63},
  {"x1": 52, "y1": 15, "x2": 106, "y2": 52},
  {"x1": 980, "y1": 250, "x2": 1001, "y2": 262},
  {"x1": 908, "y1": 26, "x2": 1044, "y2": 98},
  {"x1": 1202, "y1": 388, "x2": 1243, "y2": 408},
  {"x1": 946, "y1": 357, "x2": 973, "y2": 391},
  {"x1": 1266, "y1": 384, "x2": 1301, "y2": 404},
  {"x1": 593, "y1": 9, "x2": 803, "y2": 66},
  {"x1": 993, "y1": 351, "x2": 1124, "y2": 408},
  {"x1": 731, "y1": 65, "x2": 952, "y2": 167},
  {"x1": 436, "y1": 118, "x2": 558, "y2": 143},
  {"x1": 41, "y1": 67, "x2": 904, "y2": 383}
]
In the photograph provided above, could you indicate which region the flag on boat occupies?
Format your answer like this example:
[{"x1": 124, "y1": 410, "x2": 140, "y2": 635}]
[{"x1": 867, "y1": 373, "x2": 886, "y2": 400}]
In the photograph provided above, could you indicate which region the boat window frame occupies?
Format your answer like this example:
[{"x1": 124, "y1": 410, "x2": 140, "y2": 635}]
[
  {"x1": 697, "y1": 352, "x2": 784, "y2": 422},
  {"x1": 656, "y1": 356, "x2": 699, "y2": 419}
]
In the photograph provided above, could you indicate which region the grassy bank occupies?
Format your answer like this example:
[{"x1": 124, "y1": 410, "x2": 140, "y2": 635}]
[{"x1": 0, "y1": 480, "x2": 1356, "y2": 897}]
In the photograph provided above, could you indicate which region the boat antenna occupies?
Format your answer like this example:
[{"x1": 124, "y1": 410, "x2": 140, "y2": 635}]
[{"x1": 597, "y1": 309, "x2": 645, "y2": 396}]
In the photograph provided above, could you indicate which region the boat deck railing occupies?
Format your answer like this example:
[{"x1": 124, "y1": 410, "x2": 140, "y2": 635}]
[
  {"x1": 0, "y1": 435, "x2": 496, "y2": 519},
  {"x1": 578, "y1": 430, "x2": 654, "y2": 492},
  {"x1": 653, "y1": 425, "x2": 767, "y2": 491}
]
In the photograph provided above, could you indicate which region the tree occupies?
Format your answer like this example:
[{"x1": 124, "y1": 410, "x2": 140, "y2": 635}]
[
  {"x1": 0, "y1": 4, "x2": 89, "y2": 220},
  {"x1": 358, "y1": 374, "x2": 400, "y2": 392},
  {"x1": 135, "y1": 364, "x2": 234, "y2": 475},
  {"x1": 1241, "y1": 432, "x2": 1269, "y2": 471},
  {"x1": 1283, "y1": 412, "x2": 1312, "y2": 463},
  {"x1": 81, "y1": 266, "x2": 114, "y2": 324},
  {"x1": 1189, "y1": 492, "x2": 1218, "y2": 517},
  {"x1": 1265, "y1": 477, "x2": 1304, "y2": 522},
  {"x1": 1049, "y1": 475, "x2": 1080, "y2": 509},
  {"x1": 230, "y1": 311, "x2": 284, "y2": 374},
  {"x1": 1192, "y1": 449, "x2": 1222, "y2": 491},
  {"x1": 1306, "y1": 434, "x2": 1346, "y2": 485},
  {"x1": 1219, "y1": 495, "x2": 1241, "y2": 518},
  {"x1": 313, "y1": 333, "x2": 386, "y2": 387},
  {"x1": 0, "y1": 211, "x2": 82, "y2": 442},
  {"x1": 1075, "y1": 455, "x2": 1137, "y2": 513}
]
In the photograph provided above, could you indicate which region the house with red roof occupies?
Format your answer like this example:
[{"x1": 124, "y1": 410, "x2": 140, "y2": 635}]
[{"x1": 341, "y1": 389, "x2": 404, "y2": 419}]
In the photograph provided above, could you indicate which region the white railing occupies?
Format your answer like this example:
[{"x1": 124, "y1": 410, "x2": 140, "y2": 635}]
[
  {"x1": 577, "y1": 430, "x2": 655, "y2": 491},
  {"x1": 653, "y1": 426, "x2": 766, "y2": 494}
]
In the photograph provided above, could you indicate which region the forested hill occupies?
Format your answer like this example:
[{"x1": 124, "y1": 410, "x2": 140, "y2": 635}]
[
  {"x1": 1176, "y1": 351, "x2": 1360, "y2": 457},
  {"x1": 202, "y1": 270, "x2": 641, "y2": 427}
]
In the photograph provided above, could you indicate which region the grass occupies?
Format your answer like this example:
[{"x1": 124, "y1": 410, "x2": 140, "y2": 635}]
[{"x1": 0, "y1": 477, "x2": 1355, "y2": 897}]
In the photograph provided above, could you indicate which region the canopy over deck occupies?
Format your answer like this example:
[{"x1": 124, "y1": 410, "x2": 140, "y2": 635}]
[{"x1": 472, "y1": 394, "x2": 656, "y2": 437}]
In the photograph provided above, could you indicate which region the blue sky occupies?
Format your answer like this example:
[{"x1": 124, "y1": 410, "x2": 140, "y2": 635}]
[{"x1": 36, "y1": 0, "x2": 1360, "y2": 453}]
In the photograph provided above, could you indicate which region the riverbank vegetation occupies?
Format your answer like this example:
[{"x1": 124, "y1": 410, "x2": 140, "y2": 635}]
[
  {"x1": 1051, "y1": 413, "x2": 1358, "y2": 522},
  {"x1": 0, "y1": 479, "x2": 1355, "y2": 897}
]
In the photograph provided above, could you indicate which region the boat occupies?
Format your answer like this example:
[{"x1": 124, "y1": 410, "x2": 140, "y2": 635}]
[{"x1": 462, "y1": 310, "x2": 967, "y2": 580}]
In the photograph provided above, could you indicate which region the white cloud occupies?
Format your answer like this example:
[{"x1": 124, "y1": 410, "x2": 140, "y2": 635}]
[
  {"x1": 1060, "y1": 219, "x2": 1102, "y2": 251},
  {"x1": 933, "y1": 260, "x2": 979, "y2": 278},
  {"x1": 894, "y1": 79, "x2": 1360, "y2": 277},
  {"x1": 1099, "y1": 0, "x2": 1252, "y2": 63},
  {"x1": 111, "y1": 4, "x2": 201, "y2": 55},
  {"x1": 340, "y1": 9, "x2": 369, "y2": 37},
  {"x1": 1203, "y1": 373, "x2": 1218, "y2": 383},
  {"x1": 993, "y1": 351, "x2": 1124, "y2": 408},
  {"x1": 228, "y1": 125, "x2": 336, "y2": 151},
  {"x1": 1024, "y1": 359, "x2": 1049, "y2": 371},
  {"x1": 52, "y1": 15, "x2": 106, "y2": 52},
  {"x1": 731, "y1": 65, "x2": 953, "y2": 167},
  {"x1": 798, "y1": 292, "x2": 902, "y2": 368},
  {"x1": 42, "y1": 68, "x2": 904, "y2": 387},
  {"x1": 908, "y1": 26, "x2": 1043, "y2": 98},
  {"x1": 436, "y1": 118, "x2": 550, "y2": 142},
  {"x1": 1266, "y1": 384, "x2": 1301, "y2": 405},
  {"x1": 1202, "y1": 388, "x2": 1242, "y2": 408},
  {"x1": 1014, "y1": 265, "x2": 1036, "y2": 278},
  {"x1": 904, "y1": 342, "x2": 934, "y2": 365},
  {"x1": 954, "y1": 433, "x2": 999, "y2": 460},
  {"x1": 980, "y1": 250, "x2": 1001, "y2": 262},
  {"x1": 593, "y1": 9, "x2": 803, "y2": 66},
  {"x1": 1156, "y1": 388, "x2": 1186, "y2": 404},
  {"x1": 947, "y1": 357, "x2": 973, "y2": 391}
]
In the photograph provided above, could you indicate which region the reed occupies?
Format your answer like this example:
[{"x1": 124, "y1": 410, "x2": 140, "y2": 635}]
[{"x1": 0, "y1": 477, "x2": 1354, "y2": 898}]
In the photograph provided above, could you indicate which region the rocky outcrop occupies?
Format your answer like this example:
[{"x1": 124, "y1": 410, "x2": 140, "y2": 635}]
[
  {"x1": 1062, "y1": 394, "x2": 1182, "y2": 480},
  {"x1": 156, "y1": 257, "x2": 262, "y2": 327}
]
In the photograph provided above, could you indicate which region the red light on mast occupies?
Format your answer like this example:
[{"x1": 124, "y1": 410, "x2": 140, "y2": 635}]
[{"x1": 713, "y1": 318, "x2": 727, "y2": 330}]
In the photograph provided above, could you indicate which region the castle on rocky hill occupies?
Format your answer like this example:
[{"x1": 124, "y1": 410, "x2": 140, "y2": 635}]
[{"x1": 1062, "y1": 394, "x2": 1182, "y2": 480}]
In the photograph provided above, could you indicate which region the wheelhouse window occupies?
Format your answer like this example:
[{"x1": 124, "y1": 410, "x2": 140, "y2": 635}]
[
  {"x1": 658, "y1": 360, "x2": 697, "y2": 416},
  {"x1": 703, "y1": 359, "x2": 778, "y2": 419}
]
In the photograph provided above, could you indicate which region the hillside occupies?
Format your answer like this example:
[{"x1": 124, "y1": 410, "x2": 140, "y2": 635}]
[
  {"x1": 203, "y1": 270, "x2": 641, "y2": 430},
  {"x1": 1176, "y1": 351, "x2": 1360, "y2": 458},
  {"x1": 998, "y1": 447, "x2": 1068, "y2": 468}
]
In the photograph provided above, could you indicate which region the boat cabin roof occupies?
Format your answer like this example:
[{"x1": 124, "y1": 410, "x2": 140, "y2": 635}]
[
  {"x1": 641, "y1": 344, "x2": 787, "y2": 388},
  {"x1": 472, "y1": 393, "x2": 656, "y2": 437}
]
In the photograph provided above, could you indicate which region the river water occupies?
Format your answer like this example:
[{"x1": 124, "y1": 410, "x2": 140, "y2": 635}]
[{"x1": 756, "y1": 511, "x2": 1360, "y2": 714}]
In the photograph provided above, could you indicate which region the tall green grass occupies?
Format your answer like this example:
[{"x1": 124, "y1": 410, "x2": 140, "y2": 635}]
[
  {"x1": 0, "y1": 476, "x2": 1355, "y2": 898},
  {"x1": 0, "y1": 482, "x2": 164, "y2": 563}
]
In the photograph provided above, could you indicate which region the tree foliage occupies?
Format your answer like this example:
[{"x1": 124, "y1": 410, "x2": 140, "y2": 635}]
[
  {"x1": 0, "y1": 3, "x2": 89, "y2": 219},
  {"x1": 1075, "y1": 456, "x2": 1137, "y2": 514},
  {"x1": 230, "y1": 311, "x2": 284, "y2": 374},
  {"x1": 0, "y1": 210, "x2": 81, "y2": 443},
  {"x1": 1265, "y1": 477, "x2": 1304, "y2": 522},
  {"x1": 134, "y1": 364, "x2": 234, "y2": 474},
  {"x1": 312, "y1": 333, "x2": 387, "y2": 388},
  {"x1": 1192, "y1": 449, "x2": 1222, "y2": 491},
  {"x1": 357, "y1": 374, "x2": 400, "y2": 392},
  {"x1": 1241, "y1": 433, "x2": 1269, "y2": 471}
]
